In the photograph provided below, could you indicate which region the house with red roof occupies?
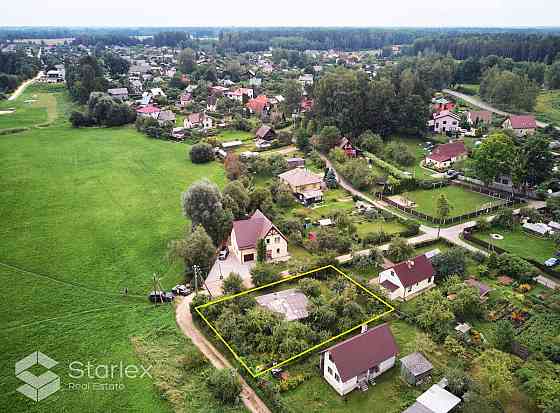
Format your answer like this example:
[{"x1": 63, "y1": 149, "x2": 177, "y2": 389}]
[
  {"x1": 136, "y1": 105, "x2": 161, "y2": 119},
  {"x1": 230, "y1": 210, "x2": 288, "y2": 263},
  {"x1": 320, "y1": 323, "x2": 398, "y2": 395},
  {"x1": 378, "y1": 254, "x2": 435, "y2": 301},
  {"x1": 425, "y1": 140, "x2": 467, "y2": 170},
  {"x1": 502, "y1": 115, "x2": 537, "y2": 137},
  {"x1": 246, "y1": 95, "x2": 270, "y2": 115}
]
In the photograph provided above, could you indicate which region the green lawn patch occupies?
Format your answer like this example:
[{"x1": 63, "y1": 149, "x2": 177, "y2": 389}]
[
  {"x1": 535, "y1": 89, "x2": 560, "y2": 126},
  {"x1": 0, "y1": 87, "x2": 228, "y2": 412},
  {"x1": 473, "y1": 226, "x2": 557, "y2": 263},
  {"x1": 402, "y1": 185, "x2": 503, "y2": 218}
]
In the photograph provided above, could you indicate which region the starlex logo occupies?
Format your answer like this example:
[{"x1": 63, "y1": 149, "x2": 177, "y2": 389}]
[{"x1": 15, "y1": 351, "x2": 60, "y2": 402}]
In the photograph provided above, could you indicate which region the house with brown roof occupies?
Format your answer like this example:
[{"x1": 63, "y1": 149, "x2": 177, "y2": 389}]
[
  {"x1": 502, "y1": 115, "x2": 537, "y2": 137},
  {"x1": 278, "y1": 168, "x2": 324, "y2": 206},
  {"x1": 230, "y1": 210, "x2": 288, "y2": 263},
  {"x1": 425, "y1": 141, "x2": 467, "y2": 170},
  {"x1": 467, "y1": 110, "x2": 492, "y2": 126},
  {"x1": 184, "y1": 112, "x2": 213, "y2": 130},
  {"x1": 378, "y1": 254, "x2": 435, "y2": 301},
  {"x1": 320, "y1": 323, "x2": 398, "y2": 395}
]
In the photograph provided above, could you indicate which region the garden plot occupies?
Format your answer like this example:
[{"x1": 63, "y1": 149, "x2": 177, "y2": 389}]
[{"x1": 195, "y1": 265, "x2": 394, "y2": 377}]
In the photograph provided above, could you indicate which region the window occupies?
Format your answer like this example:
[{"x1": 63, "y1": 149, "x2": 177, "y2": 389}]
[
  {"x1": 327, "y1": 367, "x2": 333, "y2": 375},
  {"x1": 275, "y1": 236, "x2": 281, "y2": 243},
  {"x1": 328, "y1": 353, "x2": 332, "y2": 361},
  {"x1": 453, "y1": 121, "x2": 457, "y2": 125},
  {"x1": 443, "y1": 120, "x2": 447, "y2": 124},
  {"x1": 276, "y1": 248, "x2": 280, "y2": 253},
  {"x1": 266, "y1": 238, "x2": 270, "y2": 244},
  {"x1": 334, "y1": 373, "x2": 340, "y2": 382},
  {"x1": 408, "y1": 287, "x2": 412, "y2": 292}
]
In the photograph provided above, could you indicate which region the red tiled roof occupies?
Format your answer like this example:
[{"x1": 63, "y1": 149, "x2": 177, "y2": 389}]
[
  {"x1": 136, "y1": 105, "x2": 160, "y2": 114},
  {"x1": 246, "y1": 95, "x2": 269, "y2": 113},
  {"x1": 326, "y1": 323, "x2": 398, "y2": 382},
  {"x1": 508, "y1": 115, "x2": 537, "y2": 129},
  {"x1": 380, "y1": 280, "x2": 399, "y2": 292},
  {"x1": 232, "y1": 210, "x2": 284, "y2": 249},
  {"x1": 389, "y1": 255, "x2": 434, "y2": 288},
  {"x1": 426, "y1": 141, "x2": 467, "y2": 163}
]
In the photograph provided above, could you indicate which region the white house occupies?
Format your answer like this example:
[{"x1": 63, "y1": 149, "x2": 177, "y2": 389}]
[
  {"x1": 502, "y1": 115, "x2": 537, "y2": 137},
  {"x1": 298, "y1": 74, "x2": 314, "y2": 87},
  {"x1": 230, "y1": 210, "x2": 288, "y2": 263},
  {"x1": 430, "y1": 111, "x2": 460, "y2": 134},
  {"x1": 424, "y1": 141, "x2": 468, "y2": 170},
  {"x1": 378, "y1": 254, "x2": 435, "y2": 301},
  {"x1": 320, "y1": 323, "x2": 398, "y2": 396},
  {"x1": 184, "y1": 113, "x2": 213, "y2": 130},
  {"x1": 150, "y1": 87, "x2": 166, "y2": 98}
]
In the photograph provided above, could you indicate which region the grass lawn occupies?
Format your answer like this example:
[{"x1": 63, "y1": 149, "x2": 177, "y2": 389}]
[
  {"x1": 534, "y1": 90, "x2": 560, "y2": 126},
  {"x1": 354, "y1": 219, "x2": 407, "y2": 238},
  {"x1": 0, "y1": 87, "x2": 235, "y2": 412},
  {"x1": 215, "y1": 129, "x2": 253, "y2": 142},
  {"x1": 473, "y1": 225, "x2": 557, "y2": 264},
  {"x1": 0, "y1": 83, "x2": 62, "y2": 131},
  {"x1": 402, "y1": 185, "x2": 503, "y2": 218}
]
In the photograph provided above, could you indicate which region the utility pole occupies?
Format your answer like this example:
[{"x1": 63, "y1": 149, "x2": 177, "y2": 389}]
[{"x1": 193, "y1": 265, "x2": 200, "y2": 294}]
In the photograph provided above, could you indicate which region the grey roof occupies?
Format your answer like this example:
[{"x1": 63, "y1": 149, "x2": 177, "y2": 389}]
[
  {"x1": 255, "y1": 289, "x2": 309, "y2": 321},
  {"x1": 157, "y1": 110, "x2": 176, "y2": 122},
  {"x1": 402, "y1": 402, "x2": 433, "y2": 413},
  {"x1": 416, "y1": 384, "x2": 461, "y2": 413},
  {"x1": 400, "y1": 352, "x2": 433, "y2": 377},
  {"x1": 107, "y1": 88, "x2": 128, "y2": 95}
]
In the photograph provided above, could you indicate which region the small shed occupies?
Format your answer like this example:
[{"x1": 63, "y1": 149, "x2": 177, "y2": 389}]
[
  {"x1": 221, "y1": 140, "x2": 243, "y2": 150},
  {"x1": 455, "y1": 322, "x2": 471, "y2": 336},
  {"x1": 400, "y1": 352, "x2": 433, "y2": 386},
  {"x1": 287, "y1": 157, "x2": 305, "y2": 169}
]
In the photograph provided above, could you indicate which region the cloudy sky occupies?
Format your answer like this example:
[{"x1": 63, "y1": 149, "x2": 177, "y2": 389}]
[{"x1": 1, "y1": 0, "x2": 557, "y2": 27}]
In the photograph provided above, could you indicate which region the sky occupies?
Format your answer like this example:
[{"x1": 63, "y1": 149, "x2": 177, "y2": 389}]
[{"x1": 0, "y1": 0, "x2": 557, "y2": 28}]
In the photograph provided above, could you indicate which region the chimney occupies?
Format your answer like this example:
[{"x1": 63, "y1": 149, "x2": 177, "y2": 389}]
[
  {"x1": 361, "y1": 324, "x2": 368, "y2": 334},
  {"x1": 407, "y1": 260, "x2": 414, "y2": 269}
]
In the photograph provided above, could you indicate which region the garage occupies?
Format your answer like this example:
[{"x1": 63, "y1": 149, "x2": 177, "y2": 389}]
[{"x1": 243, "y1": 253, "x2": 255, "y2": 262}]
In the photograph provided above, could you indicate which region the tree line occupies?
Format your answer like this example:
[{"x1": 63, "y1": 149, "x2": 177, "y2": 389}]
[{"x1": 0, "y1": 50, "x2": 40, "y2": 94}]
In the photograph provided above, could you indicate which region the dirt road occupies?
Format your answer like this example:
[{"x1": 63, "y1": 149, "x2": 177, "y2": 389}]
[
  {"x1": 8, "y1": 73, "x2": 41, "y2": 101},
  {"x1": 175, "y1": 295, "x2": 272, "y2": 413}
]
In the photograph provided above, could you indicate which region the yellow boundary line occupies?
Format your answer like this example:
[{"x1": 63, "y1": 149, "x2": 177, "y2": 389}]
[{"x1": 195, "y1": 265, "x2": 395, "y2": 378}]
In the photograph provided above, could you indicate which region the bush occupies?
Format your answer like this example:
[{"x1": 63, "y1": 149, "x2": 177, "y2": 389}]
[
  {"x1": 386, "y1": 237, "x2": 414, "y2": 262},
  {"x1": 495, "y1": 253, "x2": 537, "y2": 281},
  {"x1": 361, "y1": 231, "x2": 392, "y2": 246},
  {"x1": 250, "y1": 263, "x2": 281, "y2": 287},
  {"x1": 432, "y1": 248, "x2": 467, "y2": 279},
  {"x1": 189, "y1": 143, "x2": 215, "y2": 163},
  {"x1": 206, "y1": 368, "x2": 242, "y2": 405}
]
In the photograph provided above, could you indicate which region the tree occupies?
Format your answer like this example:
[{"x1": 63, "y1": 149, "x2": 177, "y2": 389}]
[
  {"x1": 436, "y1": 194, "x2": 451, "y2": 237},
  {"x1": 206, "y1": 368, "x2": 242, "y2": 405},
  {"x1": 450, "y1": 283, "x2": 483, "y2": 319},
  {"x1": 324, "y1": 168, "x2": 338, "y2": 189},
  {"x1": 178, "y1": 48, "x2": 196, "y2": 73},
  {"x1": 474, "y1": 349, "x2": 514, "y2": 404},
  {"x1": 359, "y1": 131, "x2": 384, "y2": 155},
  {"x1": 168, "y1": 225, "x2": 215, "y2": 278},
  {"x1": 274, "y1": 182, "x2": 295, "y2": 207},
  {"x1": 470, "y1": 133, "x2": 517, "y2": 185},
  {"x1": 295, "y1": 128, "x2": 311, "y2": 152},
  {"x1": 282, "y1": 79, "x2": 302, "y2": 114},
  {"x1": 315, "y1": 126, "x2": 341, "y2": 153},
  {"x1": 103, "y1": 53, "x2": 130, "y2": 77},
  {"x1": 256, "y1": 238, "x2": 266, "y2": 262},
  {"x1": 189, "y1": 143, "x2": 215, "y2": 163},
  {"x1": 222, "y1": 272, "x2": 244, "y2": 295},
  {"x1": 431, "y1": 248, "x2": 466, "y2": 279},
  {"x1": 223, "y1": 181, "x2": 250, "y2": 219},
  {"x1": 386, "y1": 237, "x2": 414, "y2": 262},
  {"x1": 413, "y1": 289, "x2": 454, "y2": 341},
  {"x1": 545, "y1": 60, "x2": 560, "y2": 89},
  {"x1": 181, "y1": 180, "x2": 233, "y2": 245},
  {"x1": 494, "y1": 320, "x2": 515, "y2": 352},
  {"x1": 514, "y1": 134, "x2": 553, "y2": 188},
  {"x1": 224, "y1": 153, "x2": 246, "y2": 180}
]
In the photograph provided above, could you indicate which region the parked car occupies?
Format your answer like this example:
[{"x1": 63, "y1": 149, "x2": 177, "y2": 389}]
[
  {"x1": 148, "y1": 291, "x2": 174, "y2": 303},
  {"x1": 219, "y1": 246, "x2": 229, "y2": 260},
  {"x1": 171, "y1": 284, "x2": 191, "y2": 296},
  {"x1": 544, "y1": 257, "x2": 559, "y2": 267},
  {"x1": 446, "y1": 169, "x2": 460, "y2": 179}
]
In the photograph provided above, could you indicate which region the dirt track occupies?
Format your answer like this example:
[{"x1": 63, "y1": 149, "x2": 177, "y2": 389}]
[{"x1": 175, "y1": 295, "x2": 271, "y2": 413}]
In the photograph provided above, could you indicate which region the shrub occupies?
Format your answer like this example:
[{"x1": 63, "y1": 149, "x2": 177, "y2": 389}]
[
  {"x1": 432, "y1": 248, "x2": 467, "y2": 279},
  {"x1": 189, "y1": 142, "x2": 215, "y2": 163},
  {"x1": 250, "y1": 263, "x2": 281, "y2": 287},
  {"x1": 206, "y1": 368, "x2": 242, "y2": 405}
]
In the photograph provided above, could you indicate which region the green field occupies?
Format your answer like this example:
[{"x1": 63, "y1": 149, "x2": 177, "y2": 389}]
[
  {"x1": 474, "y1": 225, "x2": 557, "y2": 263},
  {"x1": 388, "y1": 137, "x2": 440, "y2": 180},
  {"x1": 0, "y1": 86, "x2": 238, "y2": 412},
  {"x1": 535, "y1": 90, "x2": 560, "y2": 126},
  {"x1": 401, "y1": 185, "x2": 503, "y2": 218},
  {"x1": 0, "y1": 83, "x2": 62, "y2": 131}
]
